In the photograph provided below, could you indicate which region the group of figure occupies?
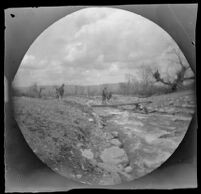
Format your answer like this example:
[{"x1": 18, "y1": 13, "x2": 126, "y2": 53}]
[{"x1": 55, "y1": 84, "x2": 112, "y2": 104}]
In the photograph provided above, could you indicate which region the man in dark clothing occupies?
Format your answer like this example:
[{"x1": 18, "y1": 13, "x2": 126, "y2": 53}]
[
  {"x1": 102, "y1": 87, "x2": 108, "y2": 105},
  {"x1": 107, "y1": 91, "x2": 112, "y2": 102},
  {"x1": 56, "y1": 84, "x2": 65, "y2": 100}
]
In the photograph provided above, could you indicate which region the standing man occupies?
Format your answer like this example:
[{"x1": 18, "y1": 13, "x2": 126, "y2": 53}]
[
  {"x1": 56, "y1": 83, "x2": 65, "y2": 100},
  {"x1": 102, "y1": 87, "x2": 108, "y2": 105},
  {"x1": 107, "y1": 91, "x2": 112, "y2": 103}
]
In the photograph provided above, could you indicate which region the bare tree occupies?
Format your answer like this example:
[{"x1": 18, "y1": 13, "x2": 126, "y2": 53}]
[
  {"x1": 119, "y1": 82, "x2": 127, "y2": 95},
  {"x1": 152, "y1": 48, "x2": 195, "y2": 91},
  {"x1": 140, "y1": 65, "x2": 155, "y2": 86}
]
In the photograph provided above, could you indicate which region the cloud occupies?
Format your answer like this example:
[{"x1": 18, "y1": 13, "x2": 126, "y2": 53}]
[
  {"x1": 13, "y1": 7, "x2": 190, "y2": 87},
  {"x1": 62, "y1": 8, "x2": 173, "y2": 71}
]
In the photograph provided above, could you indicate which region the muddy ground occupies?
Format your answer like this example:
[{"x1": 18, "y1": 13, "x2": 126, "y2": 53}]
[{"x1": 13, "y1": 89, "x2": 196, "y2": 185}]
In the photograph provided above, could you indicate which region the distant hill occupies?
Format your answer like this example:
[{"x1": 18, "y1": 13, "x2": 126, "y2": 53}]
[
  {"x1": 12, "y1": 79, "x2": 195, "y2": 98},
  {"x1": 12, "y1": 82, "x2": 125, "y2": 97}
]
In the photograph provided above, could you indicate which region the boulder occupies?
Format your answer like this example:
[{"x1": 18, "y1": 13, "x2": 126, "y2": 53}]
[
  {"x1": 76, "y1": 174, "x2": 82, "y2": 179},
  {"x1": 100, "y1": 146, "x2": 129, "y2": 165},
  {"x1": 81, "y1": 149, "x2": 94, "y2": 160},
  {"x1": 111, "y1": 131, "x2": 119, "y2": 138},
  {"x1": 124, "y1": 166, "x2": 133, "y2": 173},
  {"x1": 110, "y1": 139, "x2": 122, "y2": 147},
  {"x1": 88, "y1": 118, "x2": 94, "y2": 122}
]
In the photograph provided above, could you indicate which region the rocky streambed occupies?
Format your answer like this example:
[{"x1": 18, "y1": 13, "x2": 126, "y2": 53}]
[
  {"x1": 83, "y1": 90, "x2": 196, "y2": 185},
  {"x1": 13, "y1": 90, "x2": 196, "y2": 186}
]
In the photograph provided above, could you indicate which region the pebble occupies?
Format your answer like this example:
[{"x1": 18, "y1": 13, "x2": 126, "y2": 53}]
[
  {"x1": 111, "y1": 131, "x2": 119, "y2": 138},
  {"x1": 117, "y1": 164, "x2": 123, "y2": 170},
  {"x1": 182, "y1": 104, "x2": 195, "y2": 108},
  {"x1": 172, "y1": 116, "x2": 191, "y2": 121},
  {"x1": 76, "y1": 143, "x2": 83, "y2": 148},
  {"x1": 76, "y1": 174, "x2": 82, "y2": 179},
  {"x1": 169, "y1": 101, "x2": 174, "y2": 105},
  {"x1": 124, "y1": 166, "x2": 133, "y2": 173},
  {"x1": 81, "y1": 149, "x2": 94, "y2": 160},
  {"x1": 110, "y1": 139, "x2": 122, "y2": 147}
]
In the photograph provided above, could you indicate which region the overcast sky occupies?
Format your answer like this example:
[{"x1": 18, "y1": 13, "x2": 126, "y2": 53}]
[{"x1": 13, "y1": 7, "x2": 192, "y2": 87}]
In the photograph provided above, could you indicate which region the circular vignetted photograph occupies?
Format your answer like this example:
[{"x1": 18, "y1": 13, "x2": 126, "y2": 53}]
[{"x1": 12, "y1": 7, "x2": 196, "y2": 186}]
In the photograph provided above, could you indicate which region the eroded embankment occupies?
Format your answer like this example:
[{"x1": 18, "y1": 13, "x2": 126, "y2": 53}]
[{"x1": 13, "y1": 97, "x2": 135, "y2": 185}]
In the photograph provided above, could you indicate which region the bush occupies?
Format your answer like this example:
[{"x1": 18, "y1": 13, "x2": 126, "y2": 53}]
[
  {"x1": 118, "y1": 81, "x2": 170, "y2": 97},
  {"x1": 13, "y1": 83, "x2": 42, "y2": 98}
]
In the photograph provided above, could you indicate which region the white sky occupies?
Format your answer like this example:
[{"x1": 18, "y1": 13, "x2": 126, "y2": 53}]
[{"x1": 13, "y1": 7, "x2": 192, "y2": 87}]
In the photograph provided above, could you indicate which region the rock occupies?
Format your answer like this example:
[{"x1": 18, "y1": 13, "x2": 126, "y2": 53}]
[
  {"x1": 88, "y1": 118, "x2": 94, "y2": 122},
  {"x1": 76, "y1": 143, "x2": 83, "y2": 148},
  {"x1": 99, "y1": 173, "x2": 121, "y2": 185},
  {"x1": 143, "y1": 152, "x2": 170, "y2": 169},
  {"x1": 166, "y1": 126, "x2": 176, "y2": 130},
  {"x1": 133, "y1": 121, "x2": 144, "y2": 126},
  {"x1": 76, "y1": 174, "x2": 82, "y2": 178},
  {"x1": 159, "y1": 134, "x2": 172, "y2": 138},
  {"x1": 169, "y1": 101, "x2": 174, "y2": 105},
  {"x1": 172, "y1": 116, "x2": 192, "y2": 121},
  {"x1": 81, "y1": 149, "x2": 94, "y2": 160},
  {"x1": 182, "y1": 104, "x2": 195, "y2": 108},
  {"x1": 100, "y1": 146, "x2": 129, "y2": 165},
  {"x1": 117, "y1": 164, "x2": 123, "y2": 170},
  {"x1": 110, "y1": 139, "x2": 122, "y2": 147},
  {"x1": 111, "y1": 131, "x2": 119, "y2": 138},
  {"x1": 124, "y1": 166, "x2": 133, "y2": 173},
  {"x1": 104, "y1": 133, "x2": 113, "y2": 140},
  {"x1": 86, "y1": 100, "x2": 94, "y2": 106}
]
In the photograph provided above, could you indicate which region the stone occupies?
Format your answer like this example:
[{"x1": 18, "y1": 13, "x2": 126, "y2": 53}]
[
  {"x1": 182, "y1": 104, "x2": 195, "y2": 108},
  {"x1": 76, "y1": 174, "x2": 82, "y2": 178},
  {"x1": 111, "y1": 131, "x2": 119, "y2": 138},
  {"x1": 172, "y1": 116, "x2": 191, "y2": 121},
  {"x1": 133, "y1": 121, "x2": 144, "y2": 126},
  {"x1": 81, "y1": 149, "x2": 94, "y2": 160},
  {"x1": 110, "y1": 139, "x2": 122, "y2": 147},
  {"x1": 105, "y1": 133, "x2": 113, "y2": 140},
  {"x1": 100, "y1": 146, "x2": 129, "y2": 165},
  {"x1": 169, "y1": 101, "x2": 174, "y2": 105},
  {"x1": 76, "y1": 143, "x2": 83, "y2": 148},
  {"x1": 99, "y1": 174, "x2": 119, "y2": 185},
  {"x1": 88, "y1": 118, "x2": 94, "y2": 122},
  {"x1": 117, "y1": 164, "x2": 123, "y2": 170},
  {"x1": 124, "y1": 166, "x2": 133, "y2": 173}
]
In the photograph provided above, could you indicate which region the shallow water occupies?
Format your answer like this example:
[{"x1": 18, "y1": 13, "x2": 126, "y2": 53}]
[{"x1": 93, "y1": 99, "x2": 194, "y2": 181}]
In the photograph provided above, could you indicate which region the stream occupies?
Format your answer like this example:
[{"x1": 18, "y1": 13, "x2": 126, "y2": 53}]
[{"x1": 91, "y1": 105, "x2": 192, "y2": 185}]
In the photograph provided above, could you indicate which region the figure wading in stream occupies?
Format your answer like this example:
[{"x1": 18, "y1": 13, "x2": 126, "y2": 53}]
[{"x1": 55, "y1": 83, "x2": 65, "y2": 100}]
